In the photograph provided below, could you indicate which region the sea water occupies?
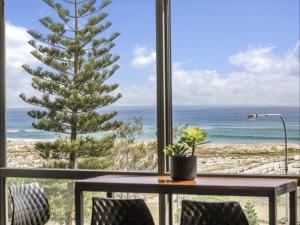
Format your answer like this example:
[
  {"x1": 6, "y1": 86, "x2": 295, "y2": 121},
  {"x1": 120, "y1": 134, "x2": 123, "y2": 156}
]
[{"x1": 7, "y1": 106, "x2": 300, "y2": 144}]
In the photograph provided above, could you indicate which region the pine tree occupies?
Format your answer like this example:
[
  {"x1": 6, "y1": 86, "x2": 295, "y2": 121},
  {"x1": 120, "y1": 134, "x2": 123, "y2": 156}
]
[{"x1": 20, "y1": 0, "x2": 122, "y2": 224}]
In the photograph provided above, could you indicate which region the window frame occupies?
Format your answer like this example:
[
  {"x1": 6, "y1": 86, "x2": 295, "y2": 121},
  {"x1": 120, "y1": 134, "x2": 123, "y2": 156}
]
[
  {"x1": 0, "y1": 1, "x2": 299, "y2": 225},
  {"x1": 0, "y1": 0, "x2": 173, "y2": 224}
]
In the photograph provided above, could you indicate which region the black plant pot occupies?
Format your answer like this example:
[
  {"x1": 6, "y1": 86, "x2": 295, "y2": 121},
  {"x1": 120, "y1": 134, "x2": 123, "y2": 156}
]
[{"x1": 169, "y1": 155, "x2": 197, "y2": 181}]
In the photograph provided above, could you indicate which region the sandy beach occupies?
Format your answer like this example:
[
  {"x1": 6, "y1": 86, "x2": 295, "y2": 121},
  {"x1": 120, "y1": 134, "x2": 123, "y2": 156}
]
[
  {"x1": 7, "y1": 139, "x2": 300, "y2": 175},
  {"x1": 195, "y1": 143, "x2": 300, "y2": 175}
]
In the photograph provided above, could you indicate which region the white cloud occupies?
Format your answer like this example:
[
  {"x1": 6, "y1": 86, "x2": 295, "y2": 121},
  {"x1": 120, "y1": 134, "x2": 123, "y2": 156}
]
[
  {"x1": 229, "y1": 46, "x2": 277, "y2": 73},
  {"x1": 130, "y1": 45, "x2": 156, "y2": 69},
  {"x1": 117, "y1": 85, "x2": 156, "y2": 106},
  {"x1": 6, "y1": 22, "x2": 40, "y2": 108},
  {"x1": 5, "y1": 24, "x2": 299, "y2": 107},
  {"x1": 119, "y1": 43, "x2": 299, "y2": 106}
]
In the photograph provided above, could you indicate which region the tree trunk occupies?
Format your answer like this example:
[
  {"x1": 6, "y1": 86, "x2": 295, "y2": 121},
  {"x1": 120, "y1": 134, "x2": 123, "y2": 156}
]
[
  {"x1": 65, "y1": 151, "x2": 76, "y2": 225},
  {"x1": 65, "y1": 181, "x2": 74, "y2": 225},
  {"x1": 65, "y1": 1, "x2": 79, "y2": 224}
]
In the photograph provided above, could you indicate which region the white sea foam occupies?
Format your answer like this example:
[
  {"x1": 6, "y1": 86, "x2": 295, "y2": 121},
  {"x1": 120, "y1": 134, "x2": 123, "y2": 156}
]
[
  {"x1": 7, "y1": 129, "x2": 38, "y2": 133},
  {"x1": 7, "y1": 129, "x2": 19, "y2": 133}
]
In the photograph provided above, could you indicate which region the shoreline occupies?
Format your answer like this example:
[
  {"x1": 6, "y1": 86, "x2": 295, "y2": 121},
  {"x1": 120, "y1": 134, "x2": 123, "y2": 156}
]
[{"x1": 7, "y1": 138, "x2": 300, "y2": 150}]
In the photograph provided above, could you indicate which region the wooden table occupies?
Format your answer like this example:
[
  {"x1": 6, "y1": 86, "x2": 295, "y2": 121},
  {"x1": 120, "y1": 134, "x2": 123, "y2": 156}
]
[{"x1": 75, "y1": 175, "x2": 298, "y2": 225}]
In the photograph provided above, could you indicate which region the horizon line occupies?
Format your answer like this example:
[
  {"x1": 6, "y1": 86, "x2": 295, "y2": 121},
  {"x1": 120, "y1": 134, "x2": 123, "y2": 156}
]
[{"x1": 6, "y1": 105, "x2": 300, "y2": 109}]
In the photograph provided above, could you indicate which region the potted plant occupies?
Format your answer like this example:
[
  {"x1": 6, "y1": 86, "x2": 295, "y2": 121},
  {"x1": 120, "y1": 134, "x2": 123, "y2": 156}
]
[{"x1": 164, "y1": 127, "x2": 208, "y2": 181}]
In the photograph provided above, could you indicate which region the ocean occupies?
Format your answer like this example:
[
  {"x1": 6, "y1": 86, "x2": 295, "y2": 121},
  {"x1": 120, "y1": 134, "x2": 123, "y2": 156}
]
[{"x1": 7, "y1": 106, "x2": 300, "y2": 144}]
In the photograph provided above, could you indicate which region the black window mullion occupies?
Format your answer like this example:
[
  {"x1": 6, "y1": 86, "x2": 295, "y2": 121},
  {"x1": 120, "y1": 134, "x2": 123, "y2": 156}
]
[
  {"x1": 0, "y1": 0, "x2": 7, "y2": 225},
  {"x1": 156, "y1": 0, "x2": 172, "y2": 225}
]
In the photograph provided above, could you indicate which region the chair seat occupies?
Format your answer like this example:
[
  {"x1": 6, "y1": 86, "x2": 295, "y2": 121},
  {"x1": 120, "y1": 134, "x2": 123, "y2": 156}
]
[
  {"x1": 91, "y1": 198, "x2": 155, "y2": 225},
  {"x1": 180, "y1": 200, "x2": 249, "y2": 225}
]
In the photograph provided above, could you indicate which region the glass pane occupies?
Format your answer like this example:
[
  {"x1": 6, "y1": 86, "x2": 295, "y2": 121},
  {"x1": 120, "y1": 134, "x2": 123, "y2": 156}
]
[
  {"x1": 7, "y1": 178, "x2": 160, "y2": 225},
  {"x1": 84, "y1": 193, "x2": 159, "y2": 225},
  {"x1": 171, "y1": 0, "x2": 299, "y2": 175},
  {"x1": 7, "y1": 178, "x2": 76, "y2": 225},
  {"x1": 6, "y1": 0, "x2": 157, "y2": 171},
  {"x1": 171, "y1": 194, "x2": 299, "y2": 225}
]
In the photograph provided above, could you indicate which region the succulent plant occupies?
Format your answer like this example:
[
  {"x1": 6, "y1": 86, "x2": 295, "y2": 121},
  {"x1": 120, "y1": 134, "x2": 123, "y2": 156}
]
[
  {"x1": 163, "y1": 143, "x2": 190, "y2": 156},
  {"x1": 180, "y1": 127, "x2": 208, "y2": 155},
  {"x1": 164, "y1": 127, "x2": 209, "y2": 157}
]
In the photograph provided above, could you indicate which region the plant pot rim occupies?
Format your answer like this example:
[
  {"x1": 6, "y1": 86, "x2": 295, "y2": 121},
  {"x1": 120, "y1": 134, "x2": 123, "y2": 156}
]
[{"x1": 170, "y1": 155, "x2": 196, "y2": 158}]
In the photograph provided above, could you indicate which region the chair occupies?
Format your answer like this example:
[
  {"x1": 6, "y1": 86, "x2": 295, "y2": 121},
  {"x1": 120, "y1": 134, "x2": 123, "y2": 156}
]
[
  {"x1": 180, "y1": 200, "x2": 249, "y2": 225},
  {"x1": 91, "y1": 198, "x2": 155, "y2": 225},
  {"x1": 9, "y1": 183, "x2": 50, "y2": 225}
]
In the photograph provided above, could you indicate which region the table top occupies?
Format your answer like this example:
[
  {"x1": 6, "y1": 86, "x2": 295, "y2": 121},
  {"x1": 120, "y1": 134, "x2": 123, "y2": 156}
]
[{"x1": 76, "y1": 175, "x2": 297, "y2": 193}]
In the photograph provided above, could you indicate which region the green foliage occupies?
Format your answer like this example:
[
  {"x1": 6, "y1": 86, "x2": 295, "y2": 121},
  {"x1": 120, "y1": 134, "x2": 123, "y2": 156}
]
[
  {"x1": 19, "y1": 1, "x2": 122, "y2": 224},
  {"x1": 163, "y1": 143, "x2": 190, "y2": 157},
  {"x1": 36, "y1": 136, "x2": 114, "y2": 168},
  {"x1": 113, "y1": 117, "x2": 157, "y2": 171},
  {"x1": 243, "y1": 201, "x2": 259, "y2": 225},
  {"x1": 77, "y1": 158, "x2": 113, "y2": 169},
  {"x1": 180, "y1": 127, "x2": 208, "y2": 155},
  {"x1": 164, "y1": 127, "x2": 209, "y2": 157},
  {"x1": 115, "y1": 116, "x2": 143, "y2": 143},
  {"x1": 20, "y1": 0, "x2": 121, "y2": 169},
  {"x1": 42, "y1": 180, "x2": 70, "y2": 225}
]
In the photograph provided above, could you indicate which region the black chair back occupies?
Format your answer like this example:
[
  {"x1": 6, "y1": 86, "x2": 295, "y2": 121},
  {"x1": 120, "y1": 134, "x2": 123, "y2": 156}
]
[
  {"x1": 91, "y1": 198, "x2": 155, "y2": 225},
  {"x1": 180, "y1": 200, "x2": 249, "y2": 225},
  {"x1": 9, "y1": 183, "x2": 50, "y2": 225}
]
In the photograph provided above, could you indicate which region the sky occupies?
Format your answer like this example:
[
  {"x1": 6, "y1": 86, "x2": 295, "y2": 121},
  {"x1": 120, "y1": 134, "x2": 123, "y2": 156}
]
[{"x1": 5, "y1": 0, "x2": 300, "y2": 107}]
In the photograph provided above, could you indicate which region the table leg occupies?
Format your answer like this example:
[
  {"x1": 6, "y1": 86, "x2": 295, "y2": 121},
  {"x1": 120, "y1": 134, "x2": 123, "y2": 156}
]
[
  {"x1": 269, "y1": 194, "x2": 277, "y2": 225},
  {"x1": 289, "y1": 190, "x2": 297, "y2": 225},
  {"x1": 75, "y1": 184, "x2": 83, "y2": 225},
  {"x1": 168, "y1": 194, "x2": 173, "y2": 225},
  {"x1": 159, "y1": 194, "x2": 167, "y2": 225},
  {"x1": 107, "y1": 192, "x2": 113, "y2": 198}
]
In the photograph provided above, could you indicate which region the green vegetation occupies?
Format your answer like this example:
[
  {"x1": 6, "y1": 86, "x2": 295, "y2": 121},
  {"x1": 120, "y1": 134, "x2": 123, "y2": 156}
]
[
  {"x1": 243, "y1": 201, "x2": 259, "y2": 225},
  {"x1": 164, "y1": 127, "x2": 208, "y2": 156},
  {"x1": 21, "y1": 0, "x2": 121, "y2": 169},
  {"x1": 113, "y1": 116, "x2": 157, "y2": 171},
  {"x1": 163, "y1": 143, "x2": 190, "y2": 156},
  {"x1": 19, "y1": 0, "x2": 122, "y2": 224},
  {"x1": 180, "y1": 127, "x2": 208, "y2": 155},
  {"x1": 8, "y1": 117, "x2": 157, "y2": 224}
]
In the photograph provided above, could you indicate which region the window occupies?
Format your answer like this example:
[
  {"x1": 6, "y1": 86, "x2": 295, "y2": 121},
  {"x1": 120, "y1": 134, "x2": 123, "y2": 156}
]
[
  {"x1": 171, "y1": 0, "x2": 299, "y2": 175},
  {"x1": 4, "y1": 1, "x2": 159, "y2": 224},
  {"x1": 1, "y1": 1, "x2": 299, "y2": 225},
  {"x1": 6, "y1": 0, "x2": 158, "y2": 172},
  {"x1": 171, "y1": 1, "x2": 299, "y2": 224}
]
